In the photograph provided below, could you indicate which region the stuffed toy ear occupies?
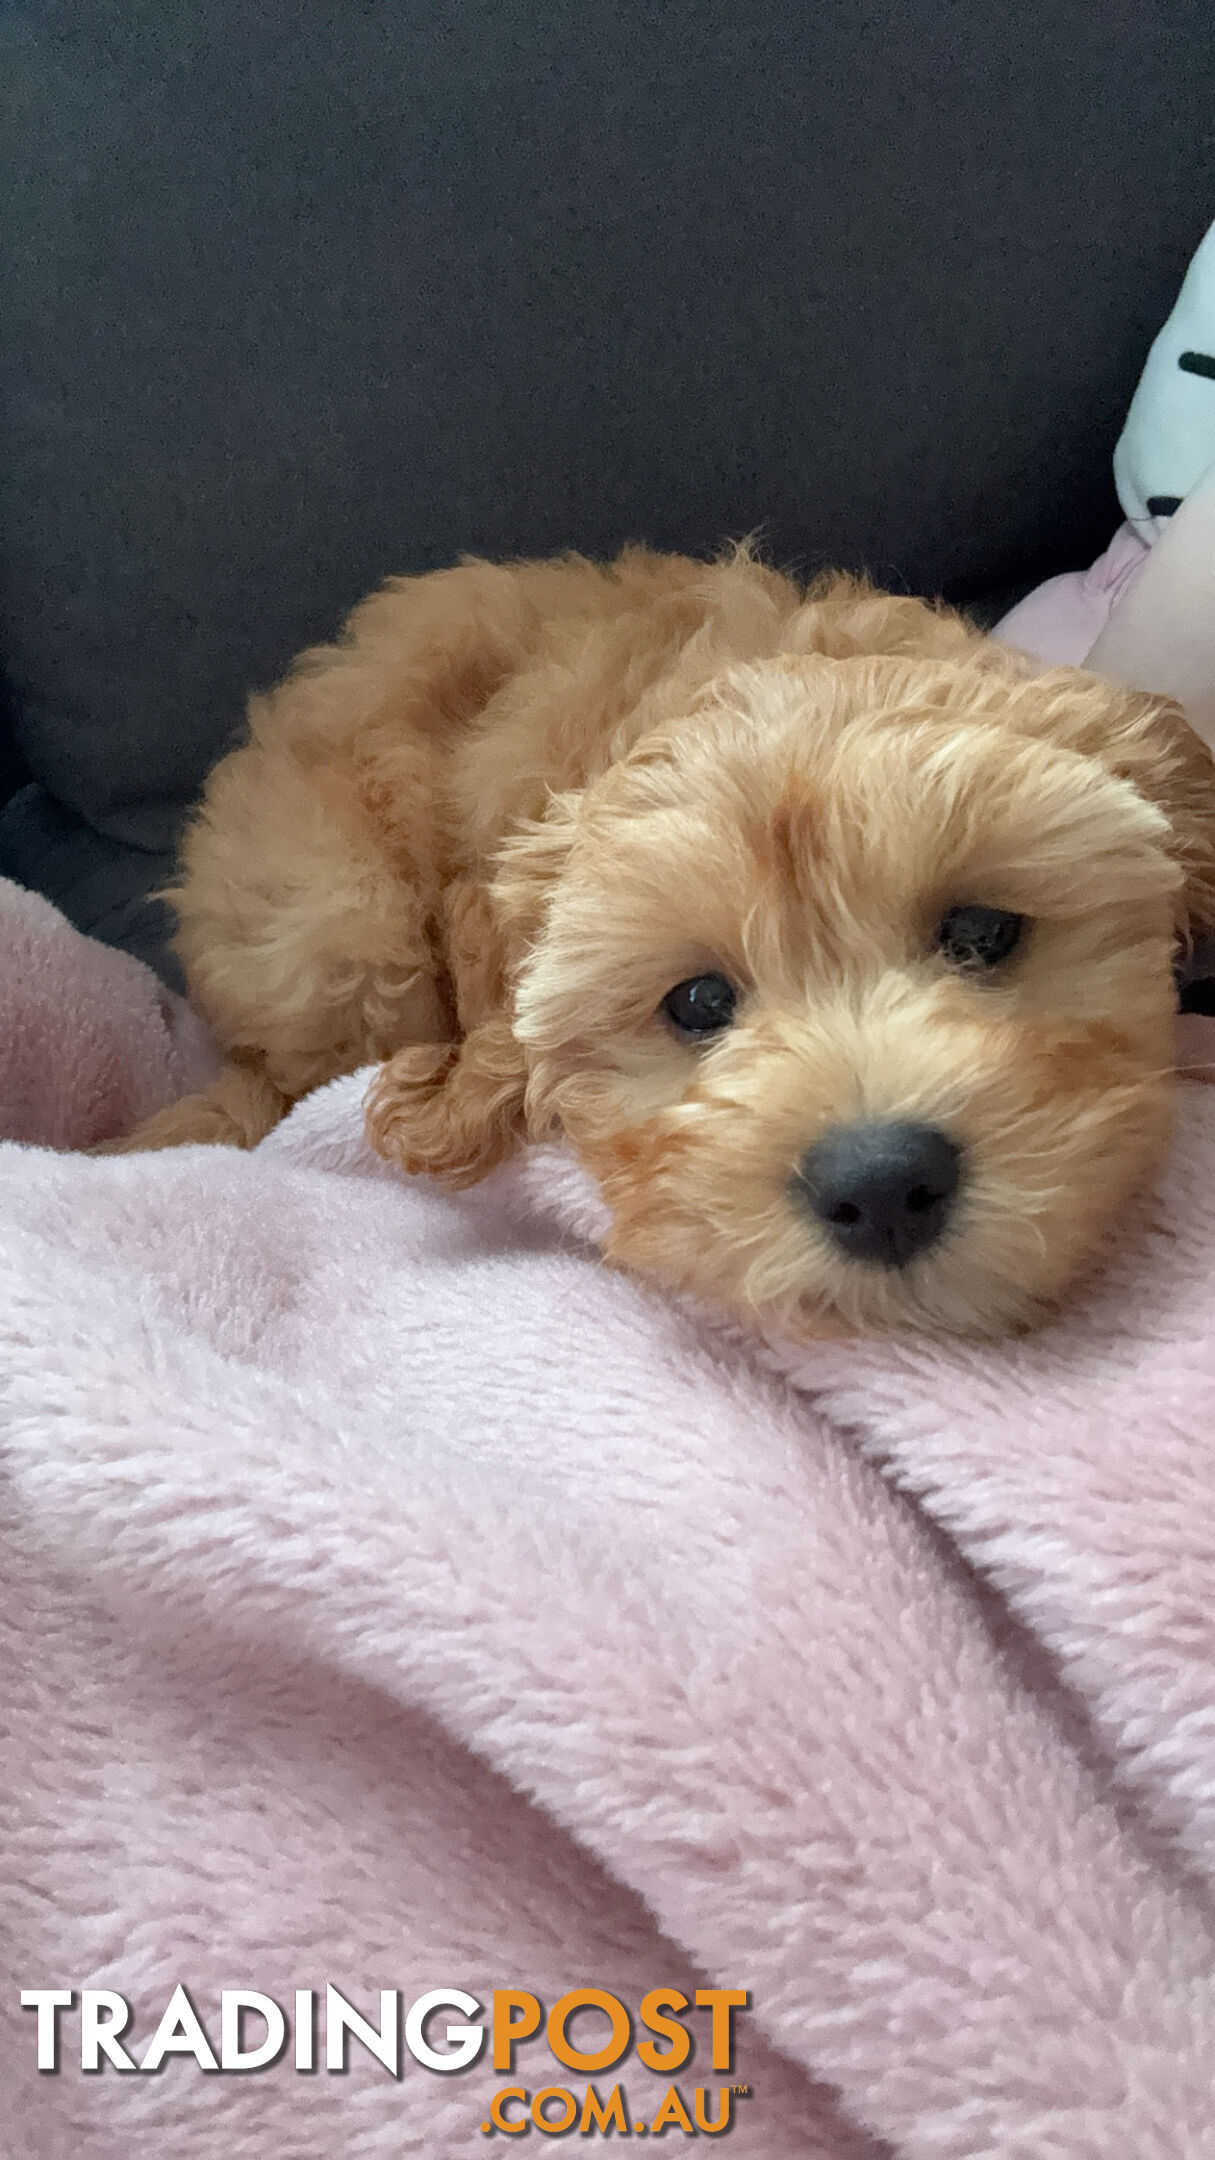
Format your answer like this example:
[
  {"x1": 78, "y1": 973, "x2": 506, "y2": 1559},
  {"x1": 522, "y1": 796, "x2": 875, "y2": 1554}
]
[{"x1": 1114, "y1": 218, "x2": 1215, "y2": 544}]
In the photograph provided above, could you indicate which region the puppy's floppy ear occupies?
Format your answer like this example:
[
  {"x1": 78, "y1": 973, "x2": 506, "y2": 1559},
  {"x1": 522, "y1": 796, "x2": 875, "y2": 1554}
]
[
  {"x1": 365, "y1": 794, "x2": 583, "y2": 1185},
  {"x1": 490, "y1": 788, "x2": 583, "y2": 957},
  {"x1": 789, "y1": 581, "x2": 1215, "y2": 933},
  {"x1": 1126, "y1": 696, "x2": 1215, "y2": 938},
  {"x1": 783, "y1": 572, "x2": 1010, "y2": 669},
  {"x1": 1003, "y1": 671, "x2": 1215, "y2": 939}
]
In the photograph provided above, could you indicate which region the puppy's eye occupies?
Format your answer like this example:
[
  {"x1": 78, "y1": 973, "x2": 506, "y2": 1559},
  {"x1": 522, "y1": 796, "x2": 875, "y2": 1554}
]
[
  {"x1": 936, "y1": 904, "x2": 1025, "y2": 970},
  {"x1": 661, "y1": 973, "x2": 737, "y2": 1036}
]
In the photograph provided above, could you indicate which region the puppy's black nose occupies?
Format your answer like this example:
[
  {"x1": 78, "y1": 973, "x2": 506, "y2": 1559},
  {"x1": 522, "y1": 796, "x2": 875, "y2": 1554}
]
[{"x1": 796, "y1": 1121, "x2": 962, "y2": 1268}]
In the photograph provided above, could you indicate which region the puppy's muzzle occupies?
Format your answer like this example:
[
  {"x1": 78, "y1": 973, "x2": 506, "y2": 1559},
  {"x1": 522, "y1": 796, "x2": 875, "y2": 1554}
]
[{"x1": 795, "y1": 1121, "x2": 962, "y2": 1268}]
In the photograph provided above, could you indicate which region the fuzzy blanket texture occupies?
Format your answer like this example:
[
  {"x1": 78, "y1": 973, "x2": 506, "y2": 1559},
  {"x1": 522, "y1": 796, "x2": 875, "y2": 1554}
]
[
  {"x1": 0, "y1": 878, "x2": 218, "y2": 1148},
  {"x1": 2, "y1": 873, "x2": 1215, "y2": 2158}
]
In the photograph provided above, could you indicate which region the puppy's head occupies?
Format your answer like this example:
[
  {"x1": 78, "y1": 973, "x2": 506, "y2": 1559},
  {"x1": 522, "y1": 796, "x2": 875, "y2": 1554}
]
[{"x1": 502, "y1": 655, "x2": 1215, "y2": 1337}]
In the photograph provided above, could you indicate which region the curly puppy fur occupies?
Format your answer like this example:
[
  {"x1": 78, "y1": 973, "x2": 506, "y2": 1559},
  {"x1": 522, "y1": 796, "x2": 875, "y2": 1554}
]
[{"x1": 119, "y1": 547, "x2": 1215, "y2": 1337}]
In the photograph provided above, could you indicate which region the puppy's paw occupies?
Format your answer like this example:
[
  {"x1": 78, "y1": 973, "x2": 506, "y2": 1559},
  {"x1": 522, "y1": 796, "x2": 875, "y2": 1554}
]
[
  {"x1": 88, "y1": 1066, "x2": 288, "y2": 1153},
  {"x1": 365, "y1": 1025, "x2": 526, "y2": 1186}
]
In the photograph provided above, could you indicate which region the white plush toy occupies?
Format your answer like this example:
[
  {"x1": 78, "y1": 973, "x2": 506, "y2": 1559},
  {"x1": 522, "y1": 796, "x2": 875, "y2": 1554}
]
[
  {"x1": 996, "y1": 217, "x2": 1215, "y2": 1041},
  {"x1": 998, "y1": 215, "x2": 1215, "y2": 722},
  {"x1": 1114, "y1": 220, "x2": 1215, "y2": 544}
]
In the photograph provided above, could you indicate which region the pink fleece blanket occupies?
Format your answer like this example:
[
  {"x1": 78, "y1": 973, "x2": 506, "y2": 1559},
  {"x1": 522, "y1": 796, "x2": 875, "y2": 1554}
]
[
  {"x1": 3, "y1": 893, "x2": 1215, "y2": 2157},
  {"x1": 0, "y1": 878, "x2": 218, "y2": 1148}
]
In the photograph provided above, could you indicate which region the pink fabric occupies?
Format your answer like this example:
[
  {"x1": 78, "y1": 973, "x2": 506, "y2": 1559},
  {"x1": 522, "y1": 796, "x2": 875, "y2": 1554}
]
[
  {"x1": 1085, "y1": 471, "x2": 1215, "y2": 754},
  {"x1": 3, "y1": 1061, "x2": 1215, "y2": 2157},
  {"x1": 0, "y1": 877, "x2": 218, "y2": 1148},
  {"x1": 995, "y1": 521, "x2": 1150, "y2": 667}
]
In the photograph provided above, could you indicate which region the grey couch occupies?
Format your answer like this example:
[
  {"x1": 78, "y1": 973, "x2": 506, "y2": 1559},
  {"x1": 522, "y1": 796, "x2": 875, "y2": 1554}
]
[{"x1": 3, "y1": 0, "x2": 1213, "y2": 987}]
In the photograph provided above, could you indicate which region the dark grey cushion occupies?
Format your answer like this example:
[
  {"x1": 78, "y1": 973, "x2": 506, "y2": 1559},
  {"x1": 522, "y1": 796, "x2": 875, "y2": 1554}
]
[
  {"x1": 0, "y1": 785, "x2": 182, "y2": 988},
  {"x1": 3, "y1": 0, "x2": 1213, "y2": 972}
]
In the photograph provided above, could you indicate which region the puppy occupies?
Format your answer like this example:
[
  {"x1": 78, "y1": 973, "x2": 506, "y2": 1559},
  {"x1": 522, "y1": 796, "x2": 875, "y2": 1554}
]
[{"x1": 118, "y1": 546, "x2": 1215, "y2": 1337}]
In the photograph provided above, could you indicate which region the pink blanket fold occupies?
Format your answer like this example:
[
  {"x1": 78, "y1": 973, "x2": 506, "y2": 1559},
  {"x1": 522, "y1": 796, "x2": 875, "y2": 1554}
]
[
  {"x1": 3, "y1": 1054, "x2": 1215, "y2": 2158},
  {"x1": 0, "y1": 877, "x2": 218, "y2": 1148}
]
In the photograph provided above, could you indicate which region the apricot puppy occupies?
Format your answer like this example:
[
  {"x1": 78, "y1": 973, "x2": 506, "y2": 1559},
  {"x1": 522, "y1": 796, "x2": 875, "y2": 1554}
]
[{"x1": 123, "y1": 547, "x2": 1215, "y2": 1337}]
